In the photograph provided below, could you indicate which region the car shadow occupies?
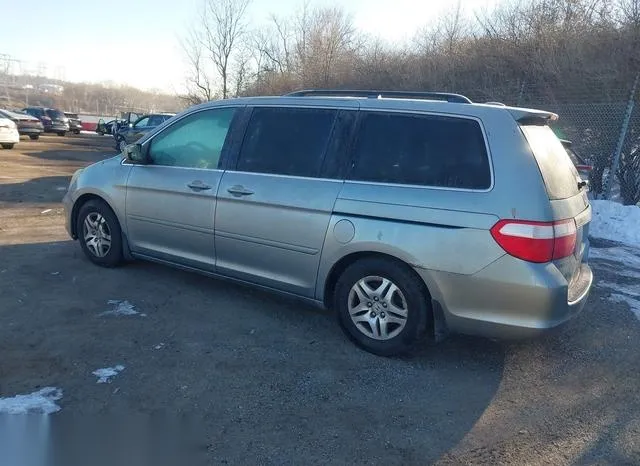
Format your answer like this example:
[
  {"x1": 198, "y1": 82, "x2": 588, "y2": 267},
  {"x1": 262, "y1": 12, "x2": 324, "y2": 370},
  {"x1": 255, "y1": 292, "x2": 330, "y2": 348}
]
[
  {"x1": 0, "y1": 239, "x2": 504, "y2": 464},
  {"x1": 0, "y1": 175, "x2": 71, "y2": 204}
]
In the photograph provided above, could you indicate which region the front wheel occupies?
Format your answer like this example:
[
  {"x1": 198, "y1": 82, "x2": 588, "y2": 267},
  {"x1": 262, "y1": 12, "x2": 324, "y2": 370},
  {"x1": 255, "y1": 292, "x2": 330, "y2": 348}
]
[
  {"x1": 76, "y1": 199, "x2": 124, "y2": 267},
  {"x1": 57, "y1": 131, "x2": 66, "y2": 136},
  {"x1": 334, "y1": 257, "x2": 430, "y2": 356},
  {"x1": 1, "y1": 143, "x2": 14, "y2": 149},
  {"x1": 29, "y1": 134, "x2": 40, "y2": 140}
]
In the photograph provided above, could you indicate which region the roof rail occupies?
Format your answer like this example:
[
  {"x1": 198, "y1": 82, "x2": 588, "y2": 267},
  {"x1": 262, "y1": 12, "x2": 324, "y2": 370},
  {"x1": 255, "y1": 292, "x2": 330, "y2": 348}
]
[{"x1": 285, "y1": 89, "x2": 473, "y2": 104}]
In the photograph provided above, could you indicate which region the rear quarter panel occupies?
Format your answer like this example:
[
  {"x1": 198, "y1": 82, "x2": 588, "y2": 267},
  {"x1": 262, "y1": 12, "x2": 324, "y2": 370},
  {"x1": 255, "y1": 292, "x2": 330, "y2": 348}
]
[{"x1": 315, "y1": 105, "x2": 560, "y2": 301}]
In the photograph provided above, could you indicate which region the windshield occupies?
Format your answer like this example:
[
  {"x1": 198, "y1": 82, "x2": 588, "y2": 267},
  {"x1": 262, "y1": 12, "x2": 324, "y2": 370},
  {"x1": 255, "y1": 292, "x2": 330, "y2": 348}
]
[{"x1": 521, "y1": 125, "x2": 581, "y2": 200}]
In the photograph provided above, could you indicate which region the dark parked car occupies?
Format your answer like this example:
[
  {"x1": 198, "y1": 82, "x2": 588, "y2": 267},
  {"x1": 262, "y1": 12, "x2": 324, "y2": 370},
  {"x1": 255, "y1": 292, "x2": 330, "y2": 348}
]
[
  {"x1": 64, "y1": 112, "x2": 83, "y2": 134},
  {"x1": 111, "y1": 111, "x2": 141, "y2": 137},
  {"x1": 0, "y1": 109, "x2": 44, "y2": 140},
  {"x1": 114, "y1": 113, "x2": 174, "y2": 151},
  {"x1": 23, "y1": 107, "x2": 69, "y2": 136},
  {"x1": 96, "y1": 119, "x2": 117, "y2": 135}
]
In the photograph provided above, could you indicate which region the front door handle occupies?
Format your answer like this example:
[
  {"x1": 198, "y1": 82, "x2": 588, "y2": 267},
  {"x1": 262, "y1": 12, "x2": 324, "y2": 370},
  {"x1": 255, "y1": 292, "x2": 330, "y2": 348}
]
[
  {"x1": 187, "y1": 181, "x2": 212, "y2": 191},
  {"x1": 227, "y1": 185, "x2": 254, "y2": 197}
]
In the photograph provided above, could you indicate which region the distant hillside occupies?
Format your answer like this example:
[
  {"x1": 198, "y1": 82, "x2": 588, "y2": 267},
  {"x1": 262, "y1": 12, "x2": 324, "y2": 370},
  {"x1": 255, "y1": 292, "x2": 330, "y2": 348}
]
[{"x1": 1, "y1": 75, "x2": 186, "y2": 117}]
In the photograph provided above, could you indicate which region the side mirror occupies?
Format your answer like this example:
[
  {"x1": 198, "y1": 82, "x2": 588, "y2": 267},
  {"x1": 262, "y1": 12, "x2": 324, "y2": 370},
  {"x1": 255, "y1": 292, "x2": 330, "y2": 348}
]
[{"x1": 124, "y1": 143, "x2": 147, "y2": 164}]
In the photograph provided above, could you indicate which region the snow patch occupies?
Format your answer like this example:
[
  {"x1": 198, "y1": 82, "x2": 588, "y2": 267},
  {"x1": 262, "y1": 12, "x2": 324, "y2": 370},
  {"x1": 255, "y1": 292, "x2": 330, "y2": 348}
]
[
  {"x1": 100, "y1": 300, "x2": 145, "y2": 317},
  {"x1": 589, "y1": 247, "x2": 640, "y2": 270},
  {"x1": 590, "y1": 200, "x2": 640, "y2": 248},
  {"x1": 0, "y1": 387, "x2": 62, "y2": 414},
  {"x1": 598, "y1": 281, "x2": 640, "y2": 298},
  {"x1": 92, "y1": 365, "x2": 125, "y2": 383}
]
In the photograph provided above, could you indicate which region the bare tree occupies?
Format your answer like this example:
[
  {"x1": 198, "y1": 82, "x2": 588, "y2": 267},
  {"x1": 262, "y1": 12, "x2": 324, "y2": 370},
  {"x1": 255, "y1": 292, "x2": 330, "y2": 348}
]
[
  {"x1": 181, "y1": 30, "x2": 215, "y2": 104},
  {"x1": 199, "y1": 0, "x2": 251, "y2": 99}
]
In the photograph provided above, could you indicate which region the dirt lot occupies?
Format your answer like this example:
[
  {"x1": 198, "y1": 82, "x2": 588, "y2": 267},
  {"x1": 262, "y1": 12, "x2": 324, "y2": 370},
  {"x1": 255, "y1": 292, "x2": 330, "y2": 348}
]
[{"x1": 0, "y1": 134, "x2": 639, "y2": 465}]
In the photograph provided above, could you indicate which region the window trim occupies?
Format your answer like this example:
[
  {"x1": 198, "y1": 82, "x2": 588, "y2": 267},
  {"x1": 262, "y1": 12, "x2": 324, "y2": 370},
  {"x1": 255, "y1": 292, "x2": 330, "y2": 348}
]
[
  {"x1": 346, "y1": 109, "x2": 495, "y2": 193},
  {"x1": 231, "y1": 105, "x2": 339, "y2": 179}
]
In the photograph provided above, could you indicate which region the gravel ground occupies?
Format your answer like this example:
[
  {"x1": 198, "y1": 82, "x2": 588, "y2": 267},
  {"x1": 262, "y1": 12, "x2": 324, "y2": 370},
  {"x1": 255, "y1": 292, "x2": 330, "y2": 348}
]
[{"x1": 0, "y1": 134, "x2": 639, "y2": 465}]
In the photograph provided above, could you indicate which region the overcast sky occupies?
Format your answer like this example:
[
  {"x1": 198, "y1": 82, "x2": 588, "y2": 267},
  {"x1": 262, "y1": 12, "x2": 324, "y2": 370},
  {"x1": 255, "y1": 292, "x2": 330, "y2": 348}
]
[{"x1": 2, "y1": 0, "x2": 497, "y2": 92}]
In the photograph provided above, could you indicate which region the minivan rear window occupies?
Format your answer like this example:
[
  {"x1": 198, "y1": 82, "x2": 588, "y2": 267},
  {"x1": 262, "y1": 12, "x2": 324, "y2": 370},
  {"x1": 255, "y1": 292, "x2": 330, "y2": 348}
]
[
  {"x1": 521, "y1": 125, "x2": 580, "y2": 200},
  {"x1": 350, "y1": 112, "x2": 491, "y2": 189}
]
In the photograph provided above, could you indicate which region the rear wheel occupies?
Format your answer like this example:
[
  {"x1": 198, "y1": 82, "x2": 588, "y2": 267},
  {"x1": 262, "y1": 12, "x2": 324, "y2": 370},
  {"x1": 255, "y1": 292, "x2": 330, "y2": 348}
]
[
  {"x1": 57, "y1": 131, "x2": 66, "y2": 136},
  {"x1": 118, "y1": 138, "x2": 128, "y2": 152},
  {"x1": 76, "y1": 199, "x2": 124, "y2": 267},
  {"x1": 29, "y1": 135, "x2": 40, "y2": 140},
  {"x1": 334, "y1": 257, "x2": 430, "y2": 356},
  {"x1": 1, "y1": 143, "x2": 14, "y2": 149}
]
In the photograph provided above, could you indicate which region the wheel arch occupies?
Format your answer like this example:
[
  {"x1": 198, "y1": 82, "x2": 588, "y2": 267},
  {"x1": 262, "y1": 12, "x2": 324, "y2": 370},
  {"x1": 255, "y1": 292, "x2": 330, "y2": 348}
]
[
  {"x1": 71, "y1": 193, "x2": 112, "y2": 238},
  {"x1": 323, "y1": 251, "x2": 433, "y2": 309},
  {"x1": 71, "y1": 192, "x2": 133, "y2": 260}
]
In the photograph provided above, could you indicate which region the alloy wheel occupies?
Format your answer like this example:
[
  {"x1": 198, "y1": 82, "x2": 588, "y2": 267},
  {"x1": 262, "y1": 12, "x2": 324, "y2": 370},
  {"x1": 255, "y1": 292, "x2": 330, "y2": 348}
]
[
  {"x1": 348, "y1": 276, "x2": 408, "y2": 340},
  {"x1": 82, "y1": 212, "x2": 112, "y2": 258}
]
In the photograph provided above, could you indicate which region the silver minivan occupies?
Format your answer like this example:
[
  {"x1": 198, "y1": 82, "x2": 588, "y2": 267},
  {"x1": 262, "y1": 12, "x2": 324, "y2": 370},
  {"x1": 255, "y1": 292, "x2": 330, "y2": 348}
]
[{"x1": 63, "y1": 90, "x2": 593, "y2": 356}]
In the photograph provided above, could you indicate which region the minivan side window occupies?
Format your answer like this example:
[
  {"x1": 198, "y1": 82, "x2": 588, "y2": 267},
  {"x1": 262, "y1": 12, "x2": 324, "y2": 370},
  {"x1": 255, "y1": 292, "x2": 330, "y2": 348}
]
[
  {"x1": 350, "y1": 112, "x2": 491, "y2": 190},
  {"x1": 236, "y1": 107, "x2": 337, "y2": 178},
  {"x1": 148, "y1": 107, "x2": 235, "y2": 169}
]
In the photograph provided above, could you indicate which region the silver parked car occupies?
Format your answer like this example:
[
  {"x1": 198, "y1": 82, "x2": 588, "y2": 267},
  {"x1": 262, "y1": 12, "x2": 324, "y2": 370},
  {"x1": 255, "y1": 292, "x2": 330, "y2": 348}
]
[{"x1": 63, "y1": 90, "x2": 593, "y2": 356}]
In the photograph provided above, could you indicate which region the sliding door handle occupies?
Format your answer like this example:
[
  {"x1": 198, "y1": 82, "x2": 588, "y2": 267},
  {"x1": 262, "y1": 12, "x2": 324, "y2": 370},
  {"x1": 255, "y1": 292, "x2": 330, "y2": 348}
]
[{"x1": 227, "y1": 185, "x2": 254, "y2": 196}]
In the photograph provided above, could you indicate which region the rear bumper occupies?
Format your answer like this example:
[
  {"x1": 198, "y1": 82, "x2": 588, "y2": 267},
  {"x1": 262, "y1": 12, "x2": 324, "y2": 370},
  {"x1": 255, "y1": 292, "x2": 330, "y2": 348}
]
[
  {"x1": 45, "y1": 124, "x2": 69, "y2": 132},
  {"x1": 0, "y1": 128, "x2": 20, "y2": 144},
  {"x1": 18, "y1": 127, "x2": 43, "y2": 135},
  {"x1": 417, "y1": 257, "x2": 593, "y2": 340}
]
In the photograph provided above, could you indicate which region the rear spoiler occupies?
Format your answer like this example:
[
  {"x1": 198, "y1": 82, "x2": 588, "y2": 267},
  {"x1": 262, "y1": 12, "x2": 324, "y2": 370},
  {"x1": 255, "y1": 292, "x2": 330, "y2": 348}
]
[{"x1": 507, "y1": 107, "x2": 559, "y2": 125}]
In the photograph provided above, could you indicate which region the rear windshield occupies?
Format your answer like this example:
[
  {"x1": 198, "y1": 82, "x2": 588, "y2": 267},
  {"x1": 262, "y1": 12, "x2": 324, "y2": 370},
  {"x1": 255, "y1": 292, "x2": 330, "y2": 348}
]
[
  {"x1": 65, "y1": 113, "x2": 78, "y2": 119},
  {"x1": 46, "y1": 109, "x2": 65, "y2": 119},
  {"x1": 521, "y1": 125, "x2": 580, "y2": 200}
]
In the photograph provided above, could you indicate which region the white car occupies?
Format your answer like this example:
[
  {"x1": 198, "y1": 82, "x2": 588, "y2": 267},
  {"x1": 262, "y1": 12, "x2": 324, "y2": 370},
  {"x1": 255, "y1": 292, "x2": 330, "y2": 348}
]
[{"x1": 0, "y1": 117, "x2": 19, "y2": 149}]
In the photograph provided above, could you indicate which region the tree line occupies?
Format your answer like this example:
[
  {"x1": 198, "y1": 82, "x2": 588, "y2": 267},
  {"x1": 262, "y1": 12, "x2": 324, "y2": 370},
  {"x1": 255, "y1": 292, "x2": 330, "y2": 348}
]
[
  {"x1": 182, "y1": 0, "x2": 639, "y2": 104},
  {"x1": 181, "y1": 0, "x2": 640, "y2": 204}
]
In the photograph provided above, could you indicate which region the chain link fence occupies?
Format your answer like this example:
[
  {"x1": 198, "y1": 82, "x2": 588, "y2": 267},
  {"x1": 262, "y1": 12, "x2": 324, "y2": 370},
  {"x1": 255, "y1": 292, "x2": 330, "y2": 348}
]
[{"x1": 467, "y1": 76, "x2": 640, "y2": 205}]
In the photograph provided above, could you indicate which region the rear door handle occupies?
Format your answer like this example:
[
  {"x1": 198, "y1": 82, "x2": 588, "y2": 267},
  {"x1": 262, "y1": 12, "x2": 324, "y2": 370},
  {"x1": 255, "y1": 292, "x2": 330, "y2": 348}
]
[
  {"x1": 187, "y1": 181, "x2": 212, "y2": 191},
  {"x1": 227, "y1": 185, "x2": 254, "y2": 196}
]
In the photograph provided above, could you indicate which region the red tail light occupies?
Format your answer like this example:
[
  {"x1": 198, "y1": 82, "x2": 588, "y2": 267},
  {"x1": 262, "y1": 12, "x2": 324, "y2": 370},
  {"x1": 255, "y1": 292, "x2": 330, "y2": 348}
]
[
  {"x1": 490, "y1": 219, "x2": 577, "y2": 263},
  {"x1": 575, "y1": 164, "x2": 593, "y2": 172}
]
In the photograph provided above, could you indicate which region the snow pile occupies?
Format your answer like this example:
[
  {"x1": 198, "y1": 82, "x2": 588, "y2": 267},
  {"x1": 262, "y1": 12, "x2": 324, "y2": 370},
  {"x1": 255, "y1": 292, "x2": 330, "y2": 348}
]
[
  {"x1": 93, "y1": 365, "x2": 125, "y2": 383},
  {"x1": 100, "y1": 300, "x2": 145, "y2": 317},
  {"x1": 590, "y1": 200, "x2": 640, "y2": 248},
  {"x1": 0, "y1": 387, "x2": 62, "y2": 414}
]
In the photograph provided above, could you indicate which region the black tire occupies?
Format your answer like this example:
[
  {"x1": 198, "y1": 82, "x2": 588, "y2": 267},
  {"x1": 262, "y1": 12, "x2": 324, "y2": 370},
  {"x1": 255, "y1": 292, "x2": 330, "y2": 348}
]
[
  {"x1": 57, "y1": 131, "x2": 66, "y2": 136},
  {"x1": 1, "y1": 143, "x2": 14, "y2": 149},
  {"x1": 334, "y1": 257, "x2": 431, "y2": 356},
  {"x1": 76, "y1": 199, "x2": 124, "y2": 267},
  {"x1": 74, "y1": 130, "x2": 80, "y2": 134},
  {"x1": 29, "y1": 134, "x2": 40, "y2": 140},
  {"x1": 97, "y1": 131, "x2": 104, "y2": 136}
]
